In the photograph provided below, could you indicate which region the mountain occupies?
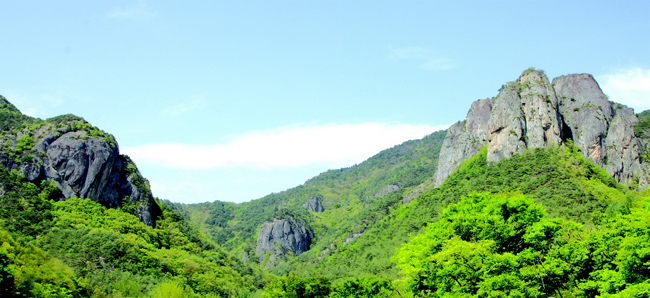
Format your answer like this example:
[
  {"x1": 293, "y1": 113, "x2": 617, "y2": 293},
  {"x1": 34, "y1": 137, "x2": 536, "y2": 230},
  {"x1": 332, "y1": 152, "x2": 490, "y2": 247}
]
[
  {"x1": 0, "y1": 96, "x2": 266, "y2": 297},
  {"x1": 0, "y1": 96, "x2": 159, "y2": 226},
  {"x1": 175, "y1": 68, "x2": 650, "y2": 297},
  {"x1": 434, "y1": 68, "x2": 650, "y2": 189}
]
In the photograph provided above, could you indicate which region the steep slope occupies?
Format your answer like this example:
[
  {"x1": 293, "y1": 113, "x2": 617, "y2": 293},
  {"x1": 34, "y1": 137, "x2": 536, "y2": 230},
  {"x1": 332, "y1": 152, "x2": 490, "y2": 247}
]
[
  {"x1": 0, "y1": 95, "x2": 159, "y2": 226},
  {"x1": 171, "y1": 130, "x2": 447, "y2": 269},
  {"x1": 0, "y1": 95, "x2": 267, "y2": 297},
  {"x1": 433, "y1": 68, "x2": 650, "y2": 189}
]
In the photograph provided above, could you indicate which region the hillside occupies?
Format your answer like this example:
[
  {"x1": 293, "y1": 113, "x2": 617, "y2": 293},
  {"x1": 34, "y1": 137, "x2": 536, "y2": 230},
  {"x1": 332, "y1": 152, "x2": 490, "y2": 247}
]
[
  {"x1": 168, "y1": 129, "x2": 447, "y2": 269},
  {"x1": 0, "y1": 96, "x2": 266, "y2": 297},
  {"x1": 172, "y1": 69, "x2": 650, "y2": 297}
]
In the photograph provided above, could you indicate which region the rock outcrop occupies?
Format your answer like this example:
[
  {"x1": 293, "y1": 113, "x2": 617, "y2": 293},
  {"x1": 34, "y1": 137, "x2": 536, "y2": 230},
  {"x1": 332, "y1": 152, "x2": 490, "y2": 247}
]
[
  {"x1": 302, "y1": 195, "x2": 324, "y2": 212},
  {"x1": 0, "y1": 112, "x2": 160, "y2": 226},
  {"x1": 374, "y1": 184, "x2": 400, "y2": 197},
  {"x1": 255, "y1": 216, "x2": 314, "y2": 267},
  {"x1": 433, "y1": 69, "x2": 649, "y2": 189},
  {"x1": 434, "y1": 99, "x2": 492, "y2": 186}
]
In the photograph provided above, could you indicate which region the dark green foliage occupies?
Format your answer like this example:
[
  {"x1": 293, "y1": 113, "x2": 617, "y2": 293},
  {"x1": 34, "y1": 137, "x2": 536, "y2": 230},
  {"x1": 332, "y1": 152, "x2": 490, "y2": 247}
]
[
  {"x1": 329, "y1": 276, "x2": 397, "y2": 298},
  {"x1": 204, "y1": 201, "x2": 234, "y2": 228},
  {"x1": 0, "y1": 249, "x2": 15, "y2": 297},
  {"x1": 262, "y1": 276, "x2": 331, "y2": 298},
  {"x1": 0, "y1": 168, "x2": 53, "y2": 237},
  {"x1": 635, "y1": 109, "x2": 650, "y2": 138}
]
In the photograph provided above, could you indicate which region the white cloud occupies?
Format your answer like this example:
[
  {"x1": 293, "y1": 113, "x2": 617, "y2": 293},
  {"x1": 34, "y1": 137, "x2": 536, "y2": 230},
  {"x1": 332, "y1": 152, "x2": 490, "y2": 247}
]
[
  {"x1": 598, "y1": 68, "x2": 650, "y2": 112},
  {"x1": 122, "y1": 123, "x2": 449, "y2": 170},
  {"x1": 107, "y1": 3, "x2": 154, "y2": 20},
  {"x1": 390, "y1": 46, "x2": 456, "y2": 71}
]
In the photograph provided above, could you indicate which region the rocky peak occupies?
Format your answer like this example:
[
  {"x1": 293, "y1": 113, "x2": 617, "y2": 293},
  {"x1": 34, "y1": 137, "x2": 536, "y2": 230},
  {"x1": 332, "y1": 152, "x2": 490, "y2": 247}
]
[
  {"x1": 433, "y1": 69, "x2": 649, "y2": 190},
  {"x1": 0, "y1": 103, "x2": 160, "y2": 226}
]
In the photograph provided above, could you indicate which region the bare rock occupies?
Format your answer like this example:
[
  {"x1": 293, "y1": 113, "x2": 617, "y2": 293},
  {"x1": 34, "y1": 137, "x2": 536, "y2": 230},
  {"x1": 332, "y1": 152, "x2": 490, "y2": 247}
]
[
  {"x1": 487, "y1": 83, "x2": 527, "y2": 162},
  {"x1": 302, "y1": 195, "x2": 324, "y2": 212},
  {"x1": 605, "y1": 114, "x2": 643, "y2": 184},
  {"x1": 554, "y1": 74, "x2": 612, "y2": 165},
  {"x1": 374, "y1": 184, "x2": 400, "y2": 197},
  {"x1": 434, "y1": 98, "x2": 492, "y2": 186},
  {"x1": 255, "y1": 216, "x2": 314, "y2": 265}
]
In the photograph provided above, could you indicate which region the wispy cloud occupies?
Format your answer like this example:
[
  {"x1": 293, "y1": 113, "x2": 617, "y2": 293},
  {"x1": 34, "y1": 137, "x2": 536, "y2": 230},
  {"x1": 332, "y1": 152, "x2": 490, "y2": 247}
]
[
  {"x1": 122, "y1": 123, "x2": 450, "y2": 170},
  {"x1": 107, "y1": 3, "x2": 154, "y2": 21},
  {"x1": 390, "y1": 46, "x2": 456, "y2": 71},
  {"x1": 160, "y1": 96, "x2": 207, "y2": 117},
  {"x1": 598, "y1": 68, "x2": 650, "y2": 112}
]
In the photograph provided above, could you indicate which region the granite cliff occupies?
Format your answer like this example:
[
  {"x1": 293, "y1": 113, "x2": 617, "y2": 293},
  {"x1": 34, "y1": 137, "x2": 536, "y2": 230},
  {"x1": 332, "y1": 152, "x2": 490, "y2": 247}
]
[
  {"x1": 0, "y1": 96, "x2": 160, "y2": 226},
  {"x1": 255, "y1": 215, "x2": 314, "y2": 268},
  {"x1": 433, "y1": 69, "x2": 649, "y2": 189}
]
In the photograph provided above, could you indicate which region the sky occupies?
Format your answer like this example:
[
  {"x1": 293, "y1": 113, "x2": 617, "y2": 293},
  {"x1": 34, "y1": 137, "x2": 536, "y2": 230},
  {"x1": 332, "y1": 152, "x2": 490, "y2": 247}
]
[{"x1": 1, "y1": 1, "x2": 649, "y2": 204}]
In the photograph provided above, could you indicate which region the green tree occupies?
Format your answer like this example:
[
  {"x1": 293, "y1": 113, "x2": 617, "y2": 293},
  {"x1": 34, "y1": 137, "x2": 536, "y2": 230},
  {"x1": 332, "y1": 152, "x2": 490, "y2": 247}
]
[{"x1": 395, "y1": 192, "x2": 574, "y2": 297}]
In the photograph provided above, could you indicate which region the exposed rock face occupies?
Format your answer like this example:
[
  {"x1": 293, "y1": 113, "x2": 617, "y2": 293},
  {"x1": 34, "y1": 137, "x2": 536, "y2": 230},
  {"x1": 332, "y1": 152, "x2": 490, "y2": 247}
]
[
  {"x1": 255, "y1": 216, "x2": 314, "y2": 267},
  {"x1": 487, "y1": 70, "x2": 562, "y2": 162},
  {"x1": 554, "y1": 74, "x2": 613, "y2": 165},
  {"x1": 1, "y1": 127, "x2": 159, "y2": 226},
  {"x1": 302, "y1": 195, "x2": 324, "y2": 212},
  {"x1": 434, "y1": 99, "x2": 492, "y2": 186},
  {"x1": 433, "y1": 69, "x2": 649, "y2": 189},
  {"x1": 605, "y1": 113, "x2": 643, "y2": 183},
  {"x1": 374, "y1": 184, "x2": 400, "y2": 197}
]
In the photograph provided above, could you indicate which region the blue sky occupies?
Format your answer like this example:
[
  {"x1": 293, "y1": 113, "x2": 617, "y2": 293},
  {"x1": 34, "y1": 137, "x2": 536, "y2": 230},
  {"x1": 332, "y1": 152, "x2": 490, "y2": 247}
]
[{"x1": 1, "y1": 1, "x2": 649, "y2": 204}]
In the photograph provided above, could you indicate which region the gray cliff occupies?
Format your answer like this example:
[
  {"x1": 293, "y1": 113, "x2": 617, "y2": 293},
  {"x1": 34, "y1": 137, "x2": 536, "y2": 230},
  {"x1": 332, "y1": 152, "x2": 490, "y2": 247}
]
[
  {"x1": 434, "y1": 99, "x2": 492, "y2": 186},
  {"x1": 302, "y1": 195, "x2": 324, "y2": 212},
  {"x1": 0, "y1": 114, "x2": 159, "y2": 226},
  {"x1": 433, "y1": 69, "x2": 649, "y2": 189},
  {"x1": 255, "y1": 216, "x2": 314, "y2": 267}
]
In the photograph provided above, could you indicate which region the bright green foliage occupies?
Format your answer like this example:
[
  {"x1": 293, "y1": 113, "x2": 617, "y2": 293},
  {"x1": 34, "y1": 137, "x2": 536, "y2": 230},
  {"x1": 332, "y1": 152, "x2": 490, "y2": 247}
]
[
  {"x1": 396, "y1": 191, "x2": 650, "y2": 297},
  {"x1": 395, "y1": 193, "x2": 572, "y2": 297},
  {"x1": 14, "y1": 133, "x2": 35, "y2": 154},
  {"x1": 150, "y1": 281, "x2": 187, "y2": 298},
  {"x1": 262, "y1": 276, "x2": 331, "y2": 298},
  {"x1": 572, "y1": 191, "x2": 650, "y2": 297},
  {"x1": 35, "y1": 197, "x2": 265, "y2": 297},
  {"x1": 0, "y1": 227, "x2": 87, "y2": 297}
]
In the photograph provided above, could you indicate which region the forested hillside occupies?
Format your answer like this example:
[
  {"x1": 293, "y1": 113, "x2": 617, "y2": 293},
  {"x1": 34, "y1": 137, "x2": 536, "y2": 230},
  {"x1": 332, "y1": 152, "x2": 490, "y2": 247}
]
[
  {"x1": 169, "y1": 130, "x2": 447, "y2": 270},
  {"x1": 0, "y1": 96, "x2": 267, "y2": 297}
]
